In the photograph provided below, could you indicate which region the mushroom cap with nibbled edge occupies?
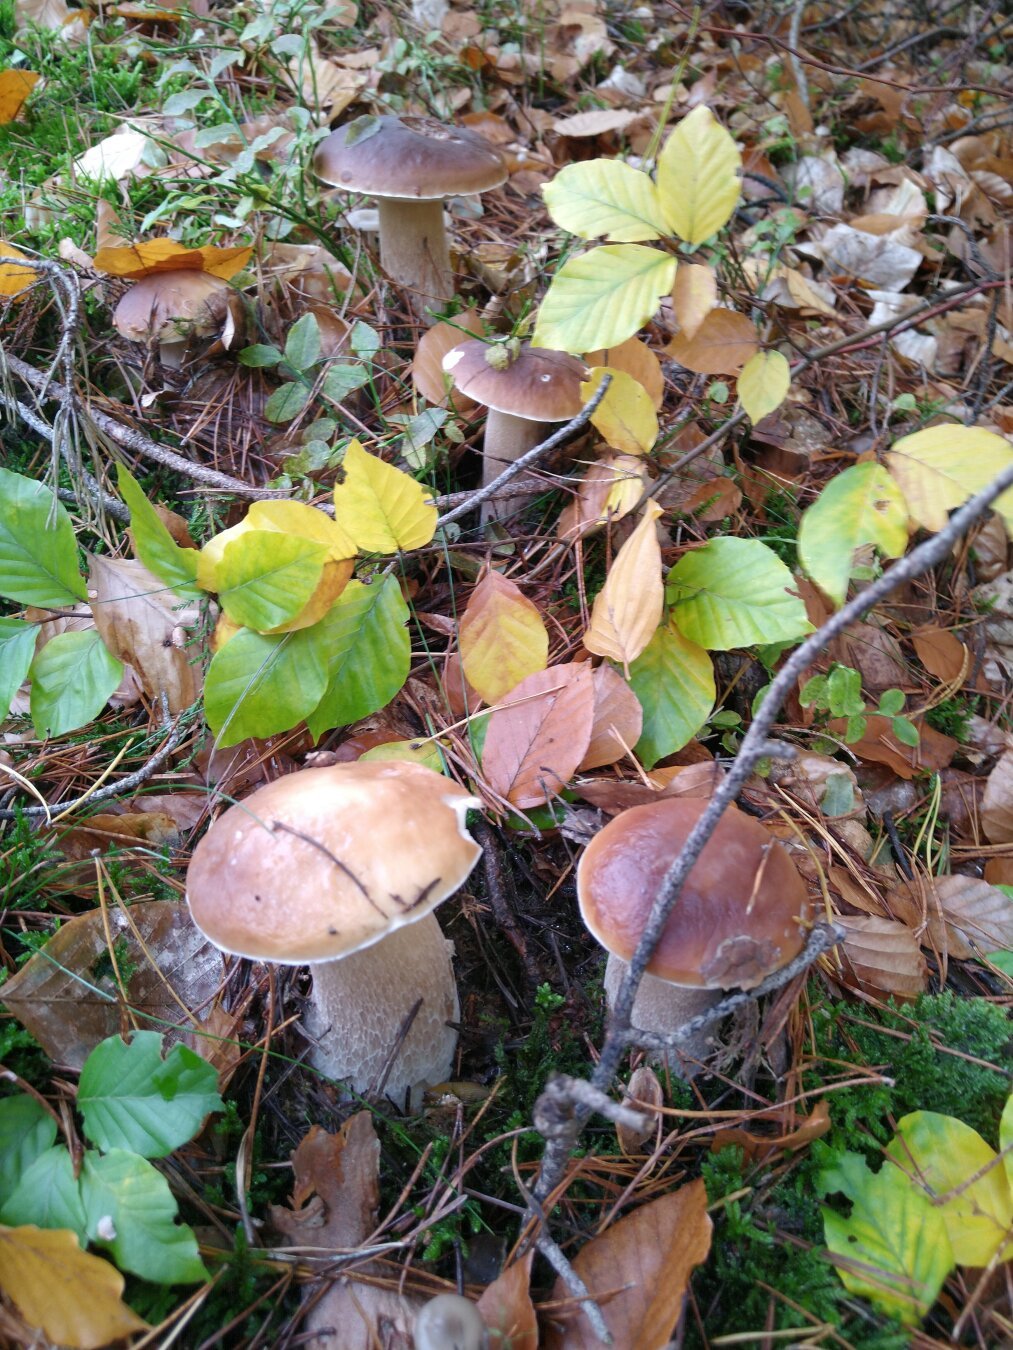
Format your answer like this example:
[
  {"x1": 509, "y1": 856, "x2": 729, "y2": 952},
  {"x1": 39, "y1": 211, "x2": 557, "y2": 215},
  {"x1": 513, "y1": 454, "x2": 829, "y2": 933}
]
[
  {"x1": 113, "y1": 271, "x2": 230, "y2": 343},
  {"x1": 314, "y1": 113, "x2": 507, "y2": 201},
  {"x1": 577, "y1": 797, "x2": 810, "y2": 989},
  {"x1": 186, "y1": 761, "x2": 482, "y2": 964},
  {"x1": 442, "y1": 340, "x2": 587, "y2": 421}
]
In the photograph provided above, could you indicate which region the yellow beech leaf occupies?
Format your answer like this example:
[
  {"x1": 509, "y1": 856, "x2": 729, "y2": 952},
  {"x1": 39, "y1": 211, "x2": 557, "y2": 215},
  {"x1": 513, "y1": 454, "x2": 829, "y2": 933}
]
[
  {"x1": 556, "y1": 453, "x2": 649, "y2": 540},
  {"x1": 533, "y1": 244, "x2": 676, "y2": 355},
  {"x1": 884, "y1": 424, "x2": 1013, "y2": 536},
  {"x1": 798, "y1": 462, "x2": 909, "y2": 607},
  {"x1": 738, "y1": 350, "x2": 791, "y2": 424},
  {"x1": 332, "y1": 438, "x2": 437, "y2": 553},
  {"x1": 93, "y1": 238, "x2": 252, "y2": 280},
  {"x1": 583, "y1": 336, "x2": 664, "y2": 410},
  {"x1": 584, "y1": 500, "x2": 665, "y2": 672},
  {"x1": 459, "y1": 569, "x2": 549, "y2": 705},
  {"x1": 657, "y1": 105, "x2": 742, "y2": 246},
  {"x1": 0, "y1": 1225, "x2": 148, "y2": 1348},
  {"x1": 671, "y1": 262, "x2": 717, "y2": 339},
  {"x1": 197, "y1": 500, "x2": 356, "y2": 591},
  {"x1": 0, "y1": 70, "x2": 39, "y2": 124},
  {"x1": 542, "y1": 159, "x2": 671, "y2": 242},
  {"x1": 582, "y1": 366, "x2": 658, "y2": 455},
  {"x1": 0, "y1": 241, "x2": 38, "y2": 297}
]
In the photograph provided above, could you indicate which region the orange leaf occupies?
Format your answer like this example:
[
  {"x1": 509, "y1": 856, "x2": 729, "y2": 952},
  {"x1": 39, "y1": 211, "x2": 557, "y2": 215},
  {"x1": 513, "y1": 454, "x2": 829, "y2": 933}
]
[
  {"x1": 93, "y1": 237, "x2": 252, "y2": 280},
  {"x1": 412, "y1": 310, "x2": 483, "y2": 408},
  {"x1": 666, "y1": 308, "x2": 758, "y2": 374},
  {"x1": 584, "y1": 336, "x2": 664, "y2": 410},
  {"x1": 671, "y1": 262, "x2": 717, "y2": 339},
  {"x1": 477, "y1": 1252, "x2": 538, "y2": 1350},
  {"x1": 459, "y1": 570, "x2": 549, "y2": 705},
  {"x1": 545, "y1": 1180, "x2": 712, "y2": 1349},
  {"x1": 583, "y1": 500, "x2": 664, "y2": 672},
  {"x1": 711, "y1": 1101, "x2": 832, "y2": 1162},
  {"x1": 482, "y1": 664, "x2": 595, "y2": 808},
  {"x1": 911, "y1": 625, "x2": 968, "y2": 684},
  {"x1": 0, "y1": 70, "x2": 39, "y2": 124},
  {"x1": 0, "y1": 241, "x2": 38, "y2": 298},
  {"x1": 579, "y1": 663, "x2": 643, "y2": 769}
]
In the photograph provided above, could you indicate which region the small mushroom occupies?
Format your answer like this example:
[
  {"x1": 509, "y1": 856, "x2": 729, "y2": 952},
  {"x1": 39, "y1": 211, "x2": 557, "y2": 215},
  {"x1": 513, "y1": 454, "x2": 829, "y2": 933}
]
[
  {"x1": 442, "y1": 339, "x2": 587, "y2": 523},
  {"x1": 314, "y1": 114, "x2": 507, "y2": 321},
  {"x1": 414, "y1": 1293, "x2": 487, "y2": 1350},
  {"x1": 112, "y1": 270, "x2": 236, "y2": 369},
  {"x1": 186, "y1": 760, "x2": 483, "y2": 1107},
  {"x1": 577, "y1": 797, "x2": 810, "y2": 1076}
]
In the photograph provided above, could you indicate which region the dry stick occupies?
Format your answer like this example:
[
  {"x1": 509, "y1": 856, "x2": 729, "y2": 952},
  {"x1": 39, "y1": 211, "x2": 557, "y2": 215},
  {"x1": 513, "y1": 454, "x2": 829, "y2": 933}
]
[{"x1": 522, "y1": 457, "x2": 1013, "y2": 1341}]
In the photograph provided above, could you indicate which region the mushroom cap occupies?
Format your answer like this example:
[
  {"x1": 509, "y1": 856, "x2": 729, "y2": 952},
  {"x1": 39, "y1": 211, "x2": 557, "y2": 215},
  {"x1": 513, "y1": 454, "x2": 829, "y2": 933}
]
[
  {"x1": 577, "y1": 797, "x2": 810, "y2": 990},
  {"x1": 442, "y1": 340, "x2": 587, "y2": 421},
  {"x1": 414, "y1": 1293, "x2": 487, "y2": 1350},
  {"x1": 314, "y1": 114, "x2": 507, "y2": 201},
  {"x1": 112, "y1": 271, "x2": 230, "y2": 344},
  {"x1": 186, "y1": 761, "x2": 482, "y2": 964}
]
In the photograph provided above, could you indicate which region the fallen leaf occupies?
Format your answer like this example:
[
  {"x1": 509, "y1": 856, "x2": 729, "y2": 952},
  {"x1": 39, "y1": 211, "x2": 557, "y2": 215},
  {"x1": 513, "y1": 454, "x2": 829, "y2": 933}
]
[
  {"x1": 412, "y1": 310, "x2": 483, "y2": 408},
  {"x1": 666, "y1": 308, "x2": 759, "y2": 374},
  {"x1": 552, "y1": 108, "x2": 642, "y2": 138},
  {"x1": 894, "y1": 874, "x2": 1013, "y2": 960},
  {"x1": 910, "y1": 626, "x2": 968, "y2": 683},
  {"x1": 583, "y1": 336, "x2": 664, "y2": 410},
  {"x1": 671, "y1": 262, "x2": 717, "y2": 339},
  {"x1": 476, "y1": 1251, "x2": 538, "y2": 1350},
  {"x1": 0, "y1": 241, "x2": 38, "y2": 297},
  {"x1": 581, "y1": 366, "x2": 658, "y2": 455},
  {"x1": 616, "y1": 1065, "x2": 663, "y2": 1153},
  {"x1": 981, "y1": 747, "x2": 1013, "y2": 843},
  {"x1": 459, "y1": 570, "x2": 549, "y2": 706},
  {"x1": 332, "y1": 439, "x2": 437, "y2": 553},
  {"x1": 93, "y1": 237, "x2": 252, "y2": 280},
  {"x1": 482, "y1": 663, "x2": 595, "y2": 808},
  {"x1": 838, "y1": 916, "x2": 928, "y2": 1000},
  {"x1": 584, "y1": 501, "x2": 665, "y2": 671},
  {"x1": 712, "y1": 1101, "x2": 832, "y2": 1162},
  {"x1": 829, "y1": 715, "x2": 957, "y2": 779},
  {"x1": 579, "y1": 662, "x2": 643, "y2": 770},
  {"x1": 0, "y1": 69, "x2": 39, "y2": 124}
]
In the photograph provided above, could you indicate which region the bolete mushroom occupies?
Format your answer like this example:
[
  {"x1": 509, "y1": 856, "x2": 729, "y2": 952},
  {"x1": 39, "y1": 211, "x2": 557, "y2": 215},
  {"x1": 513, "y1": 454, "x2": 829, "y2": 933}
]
[
  {"x1": 112, "y1": 270, "x2": 236, "y2": 370},
  {"x1": 577, "y1": 796, "x2": 810, "y2": 1075},
  {"x1": 186, "y1": 760, "x2": 482, "y2": 1107},
  {"x1": 314, "y1": 113, "x2": 507, "y2": 321},
  {"x1": 414, "y1": 1293, "x2": 487, "y2": 1350},
  {"x1": 442, "y1": 339, "x2": 588, "y2": 522}
]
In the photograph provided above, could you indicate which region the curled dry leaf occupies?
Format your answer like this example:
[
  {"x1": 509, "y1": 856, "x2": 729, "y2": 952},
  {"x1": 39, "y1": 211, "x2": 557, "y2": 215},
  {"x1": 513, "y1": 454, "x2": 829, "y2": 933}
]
[
  {"x1": 893, "y1": 874, "x2": 1013, "y2": 960},
  {"x1": 828, "y1": 714, "x2": 956, "y2": 780},
  {"x1": 544, "y1": 1180, "x2": 712, "y2": 1349},
  {"x1": 557, "y1": 453, "x2": 650, "y2": 541},
  {"x1": 711, "y1": 1101, "x2": 831, "y2": 1163},
  {"x1": 579, "y1": 663, "x2": 643, "y2": 770},
  {"x1": 981, "y1": 746, "x2": 1013, "y2": 844},
  {"x1": 476, "y1": 1251, "x2": 538, "y2": 1350},
  {"x1": 616, "y1": 1064, "x2": 663, "y2": 1153},
  {"x1": 665, "y1": 308, "x2": 758, "y2": 375},
  {"x1": 838, "y1": 915, "x2": 928, "y2": 1000},
  {"x1": 482, "y1": 663, "x2": 595, "y2": 808}
]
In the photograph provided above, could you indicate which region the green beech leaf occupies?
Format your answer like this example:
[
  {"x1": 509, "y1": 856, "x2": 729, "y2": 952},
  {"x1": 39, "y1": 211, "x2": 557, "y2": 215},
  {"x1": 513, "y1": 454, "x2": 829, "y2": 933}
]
[
  {"x1": 0, "y1": 1146, "x2": 89, "y2": 1244},
  {"x1": 665, "y1": 538, "x2": 813, "y2": 650},
  {"x1": 306, "y1": 576, "x2": 411, "y2": 740},
  {"x1": 0, "y1": 1097, "x2": 57, "y2": 1197},
  {"x1": 656, "y1": 105, "x2": 742, "y2": 245},
  {"x1": 627, "y1": 623, "x2": 715, "y2": 768},
  {"x1": 0, "y1": 467, "x2": 88, "y2": 607},
  {"x1": 80, "y1": 1149, "x2": 208, "y2": 1284},
  {"x1": 542, "y1": 159, "x2": 671, "y2": 242},
  {"x1": 532, "y1": 245, "x2": 676, "y2": 355},
  {"x1": 29, "y1": 630, "x2": 124, "y2": 739},
  {"x1": 798, "y1": 463, "x2": 909, "y2": 607},
  {"x1": 78, "y1": 1032, "x2": 223, "y2": 1160},
  {"x1": 283, "y1": 312, "x2": 321, "y2": 372},
  {"x1": 204, "y1": 624, "x2": 330, "y2": 746},
  {"x1": 216, "y1": 531, "x2": 327, "y2": 632},
  {"x1": 0, "y1": 618, "x2": 37, "y2": 718},
  {"x1": 115, "y1": 466, "x2": 201, "y2": 598}
]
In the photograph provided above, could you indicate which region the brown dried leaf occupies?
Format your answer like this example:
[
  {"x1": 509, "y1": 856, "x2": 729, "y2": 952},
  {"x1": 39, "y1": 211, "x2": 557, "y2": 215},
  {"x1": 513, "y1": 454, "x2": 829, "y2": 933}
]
[
  {"x1": 829, "y1": 621, "x2": 906, "y2": 695},
  {"x1": 616, "y1": 1065, "x2": 663, "y2": 1153},
  {"x1": 828, "y1": 715, "x2": 956, "y2": 780},
  {"x1": 0, "y1": 901, "x2": 224, "y2": 1068},
  {"x1": 459, "y1": 570, "x2": 549, "y2": 706},
  {"x1": 711, "y1": 1101, "x2": 831, "y2": 1163},
  {"x1": 584, "y1": 336, "x2": 664, "y2": 410},
  {"x1": 665, "y1": 309, "x2": 758, "y2": 374},
  {"x1": 482, "y1": 663, "x2": 595, "y2": 808},
  {"x1": 476, "y1": 1251, "x2": 538, "y2": 1350},
  {"x1": 556, "y1": 453, "x2": 649, "y2": 541},
  {"x1": 671, "y1": 262, "x2": 717, "y2": 340},
  {"x1": 270, "y1": 1115, "x2": 379, "y2": 1248},
  {"x1": 579, "y1": 664, "x2": 643, "y2": 770},
  {"x1": 545, "y1": 1180, "x2": 712, "y2": 1349},
  {"x1": 412, "y1": 310, "x2": 483, "y2": 408},
  {"x1": 911, "y1": 626, "x2": 968, "y2": 683},
  {"x1": 982, "y1": 747, "x2": 1013, "y2": 843},
  {"x1": 838, "y1": 915, "x2": 928, "y2": 1000},
  {"x1": 895, "y1": 874, "x2": 1013, "y2": 959}
]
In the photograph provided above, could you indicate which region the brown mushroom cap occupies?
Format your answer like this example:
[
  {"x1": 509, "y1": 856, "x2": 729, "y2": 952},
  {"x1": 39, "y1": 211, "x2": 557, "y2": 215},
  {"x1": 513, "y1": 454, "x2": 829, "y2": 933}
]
[
  {"x1": 577, "y1": 797, "x2": 810, "y2": 990},
  {"x1": 442, "y1": 340, "x2": 587, "y2": 421},
  {"x1": 186, "y1": 761, "x2": 481, "y2": 964},
  {"x1": 314, "y1": 114, "x2": 507, "y2": 201},
  {"x1": 112, "y1": 270, "x2": 231, "y2": 344}
]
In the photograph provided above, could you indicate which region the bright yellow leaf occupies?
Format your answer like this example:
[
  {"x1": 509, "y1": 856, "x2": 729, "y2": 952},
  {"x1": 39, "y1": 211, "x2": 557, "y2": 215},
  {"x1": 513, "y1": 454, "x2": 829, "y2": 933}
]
[
  {"x1": 542, "y1": 159, "x2": 671, "y2": 242},
  {"x1": 459, "y1": 569, "x2": 549, "y2": 704},
  {"x1": 0, "y1": 1225, "x2": 148, "y2": 1349},
  {"x1": 738, "y1": 350, "x2": 791, "y2": 424},
  {"x1": 197, "y1": 500, "x2": 356, "y2": 591},
  {"x1": 93, "y1": 238, "x2": 252, "y2": 280},
  {"x1": 533, "y1": 244, "x2": 676, "y2": 355},
  {"x1": 0, "y1": 70, "x2": 39, "y2": 124},
  {"x1": 0, "y1": 242, "x2": 38, "y2": 298},
  {"x1": 657, "y1": 105, "x2": 742, "y2": 246},
  {"x1": 884, "y1": 424, "x2": 1013, "y2": 536},
  {"x1": 584, "y1": 500, "x2": 665, "y2": 672},
  {"x1": 581, "y1": 366, "x2": 658, "y2": 455},
  {"x1": 332, "y1": 438, "x2": 437, "y2": 553}
]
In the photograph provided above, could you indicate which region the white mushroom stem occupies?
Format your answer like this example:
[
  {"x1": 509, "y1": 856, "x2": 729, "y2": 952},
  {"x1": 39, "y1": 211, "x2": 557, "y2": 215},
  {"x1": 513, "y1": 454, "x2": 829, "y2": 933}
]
[
  {"x1": 376, "y1": 197, "x2": 452, "y2": 321},
  {"x1": 481, "y1": 410, "x2": 547, "y2": 524},
  {"x1": 303, "y1": 913, "x2": 459, "y2": 1108},
  {"x1": 604, "y1": 953, "x2": 724, "y2": 1079}
]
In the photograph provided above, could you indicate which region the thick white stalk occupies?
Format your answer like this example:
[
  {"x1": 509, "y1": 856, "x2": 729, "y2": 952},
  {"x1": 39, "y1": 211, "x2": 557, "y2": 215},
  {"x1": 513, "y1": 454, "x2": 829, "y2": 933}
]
[
  {"x1": 376, "y1": 196, "x2": 452, "y2": 321},
  {"x1": 604, "y1": 953, "x2": 722, "y2": 1079}
]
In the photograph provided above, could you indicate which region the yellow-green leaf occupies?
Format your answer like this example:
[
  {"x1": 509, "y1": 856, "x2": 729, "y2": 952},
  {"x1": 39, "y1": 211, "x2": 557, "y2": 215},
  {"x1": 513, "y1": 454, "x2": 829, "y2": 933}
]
[
  {"x1": 738, "y1": 350, "x2": 791, "y2": 424},
  {"x1": 657, "y1": 105, "x2": 741, "y2": 246},
  {"x1": 542, "y1": 159, "x2": 671, "y2": 242},
  {"x1": 204, "y1": 625, "x2": 330, "y2": 746},
  {"x1": 332, "y1": 438, "x2": 437, "y2": 553},
  {"x1": 666, "y1": 537, "x2": 813, "y2": 649},
  {"x1": 584, "y1": 500, "x2": 665, "y2": 672},
  {"x1": 197, "y1": 499, "x2": 355, "y2": 591},
  {"x1": 884, "y1": 425, "x2": 1013, "y2": 536},
  {"x1": 581, "y1": 366, "x2": 658, "y2": 455},
  {"x1": 886, "y1": 1112, "x2": 1013, "y2": 1268},
  {"x1": 533, "y1": 245, "x2": 676, "y2": 355},
  {"x1": 358, "y1": 738, "x2": 445, "y2": 772},
  {"x1": 459, "y1": 569, "x2": 549, "y2": 705},
  {"x1": 798, "y1": 462, "x2": 909, "y2": 607},
  {"x1": 216, "y1": 531, "x2": 328, "y2": 632},
  {"x1": 627, "y1": 621, "x2": 715, "y2": 768},
  {"x1": 1001, "y1": 1092, "x2": 1013, "y2": 1195}
]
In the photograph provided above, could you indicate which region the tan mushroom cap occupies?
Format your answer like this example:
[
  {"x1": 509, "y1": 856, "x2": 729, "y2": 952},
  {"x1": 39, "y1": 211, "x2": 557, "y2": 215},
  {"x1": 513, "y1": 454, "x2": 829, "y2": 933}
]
[
  {"x1": 112, "y1": 270, "x2": 230, "y2": 343},
  {"x1": 186, "y1": 761, "x2": 482, "y2": 964},
  {"x1": 577, "y1": 797, "x2": 810, "y2": 990},
  {"x1": 314, "y1": 113, "x2": 507, "y2": 201},
  {"x1": 442, "y1": 340, "x2": 587, "y2": 421}
]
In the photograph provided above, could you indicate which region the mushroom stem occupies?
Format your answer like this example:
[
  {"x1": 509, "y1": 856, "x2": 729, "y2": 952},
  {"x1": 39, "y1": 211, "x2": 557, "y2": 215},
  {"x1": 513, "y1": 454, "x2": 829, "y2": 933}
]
[
  {"x1": 604, "y1": 954, "x2": 723, "y2": 1079},
  {"x1": 376, "y1": 196, "x2": 452, "y2": 320},
  {"x1": 304, "y1": 912, "x2": 459, "y2": 1108},
  {"x1": 481, "y1": 409, "x2": 546, "y2": 523}
]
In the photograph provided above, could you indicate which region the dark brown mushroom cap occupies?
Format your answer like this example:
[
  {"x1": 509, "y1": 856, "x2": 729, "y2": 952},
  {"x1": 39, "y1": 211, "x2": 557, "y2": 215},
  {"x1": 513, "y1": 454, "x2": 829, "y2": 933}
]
[
  {"x1": 186, "y1": 761, "x2": 481, "y2": 964},
  {"x1": 314, "y1": 114, "x2": 507, "y2": 200},
  {"x1": 577, "y1": 797, "x2": 810, "y2": 989},
  {"x1": 442, "y1": 340, "x2": 588, "y2": 421}
]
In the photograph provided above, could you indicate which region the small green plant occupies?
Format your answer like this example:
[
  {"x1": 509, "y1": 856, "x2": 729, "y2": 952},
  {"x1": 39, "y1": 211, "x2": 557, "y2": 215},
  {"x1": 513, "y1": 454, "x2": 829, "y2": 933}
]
[
  {"x1": 238, "y1": 311, "x2": 373, "y2": 425},
  {"x1": 799, "y1": 665, "x2": 919, "y2": 747}
]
